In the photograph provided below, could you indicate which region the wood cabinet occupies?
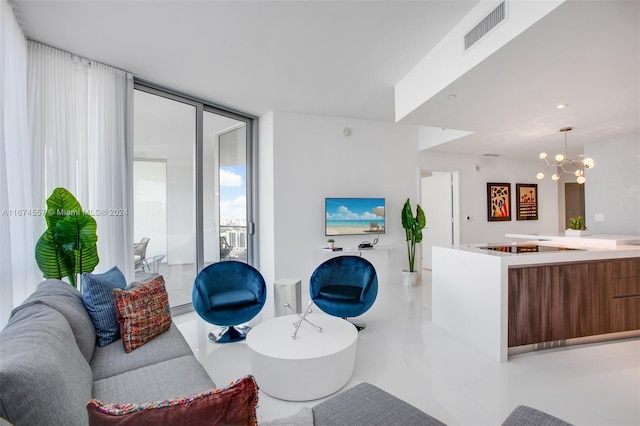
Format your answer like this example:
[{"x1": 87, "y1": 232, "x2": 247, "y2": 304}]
[
  {"x1": 611, "y1": 259, "x2": 640, "y2": 332},
  {"x1": 508, "y1": 258, "x2": 640, "y2": 347}
]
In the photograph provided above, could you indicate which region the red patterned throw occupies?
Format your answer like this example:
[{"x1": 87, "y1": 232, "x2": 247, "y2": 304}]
[
  {"x1": 87, "y1": 375, "x2": 259, "y2": 426},
  {"x1": 112, "y1": 275, "x2": 171, "y2": 353}
]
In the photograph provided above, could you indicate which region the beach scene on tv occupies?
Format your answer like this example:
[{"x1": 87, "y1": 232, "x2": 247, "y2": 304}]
[{"x1": 325, "y1": 198, "x2": 385, "y2": 236}]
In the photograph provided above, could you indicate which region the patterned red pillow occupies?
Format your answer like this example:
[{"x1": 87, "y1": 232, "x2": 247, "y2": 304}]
[
  {"x1": 112, "y1": 275, "x2": 171, "y2": 353},
  {"x1": 87, "y1": 375, "x2": 259, "y2": 426}
]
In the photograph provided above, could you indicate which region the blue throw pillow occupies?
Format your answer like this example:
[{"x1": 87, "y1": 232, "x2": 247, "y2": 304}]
[{"x1": 82, "y1": 266, "x2": 127, "y2": 346}]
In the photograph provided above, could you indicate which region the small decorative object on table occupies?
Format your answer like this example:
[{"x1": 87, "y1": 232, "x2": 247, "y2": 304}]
[
  {"x1": 284, "y1": 301, "x2": 322, "y2": 339},
  {"x1": 327, "y1": 238, "x2": 335, "y2": 249}
]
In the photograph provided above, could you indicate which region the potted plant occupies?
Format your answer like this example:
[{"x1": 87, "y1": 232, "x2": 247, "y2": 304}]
[
  {"x1": 327, "y1": 238, "x2": 335, "y2": 249},
  {"x1": 35, "y1": 187, "x2": 99, "y2": 290},
  {"x1": 565, "y1": 215, "x2": 591, "y2": 236},
  {"x1": 401, "y1": 198, "x2": 426, "y2": 287}
]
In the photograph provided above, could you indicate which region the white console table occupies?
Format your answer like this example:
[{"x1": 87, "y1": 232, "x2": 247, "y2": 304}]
[{"x1": 315, "y1": 246, "x2": 390, "y2": 284}]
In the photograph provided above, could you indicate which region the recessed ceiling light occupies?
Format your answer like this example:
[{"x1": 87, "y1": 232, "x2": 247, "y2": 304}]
[{"x1": 556, "y1": 103, "x2": 568, "y2": 109}]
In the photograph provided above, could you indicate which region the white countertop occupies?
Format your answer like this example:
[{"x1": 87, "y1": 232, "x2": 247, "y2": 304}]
[
  {"x1": 506, "y1": 232, "x2": 640, "y2": 247},
  {"x1": 446, "y1": 240, "x2": 640, "y2": 267}
]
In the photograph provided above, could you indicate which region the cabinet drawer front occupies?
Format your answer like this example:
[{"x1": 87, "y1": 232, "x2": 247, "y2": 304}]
[
  {"x1": 614, "y1": 259, "x2": 640, "y2": 279},
  {"x1": 613, "y1": 277, "x2": 640, "y2": 298},
  {"x1": 611, "y1": 297, "x2": 640, "y2": 332}
]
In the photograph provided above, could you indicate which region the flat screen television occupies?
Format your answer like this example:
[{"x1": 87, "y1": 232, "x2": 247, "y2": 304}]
[{"x1": 325, "y1": 197, "x2": 385, "y2": 236}]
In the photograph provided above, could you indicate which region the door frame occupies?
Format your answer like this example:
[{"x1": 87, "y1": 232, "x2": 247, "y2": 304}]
[{"x1": 419, "y1": 169, "x2": 460, "y2": 270}]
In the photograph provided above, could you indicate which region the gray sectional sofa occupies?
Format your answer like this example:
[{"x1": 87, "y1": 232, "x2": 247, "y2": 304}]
[
  {"x1": 0, "y1": 279, "x2": 571, "y2": 426},
  {"x1": 0, "y1": 279, "x2": 216, "y2": 425}
]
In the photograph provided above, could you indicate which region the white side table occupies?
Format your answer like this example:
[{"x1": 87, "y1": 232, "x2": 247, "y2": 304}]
[
  {"x1": 273, "y1": 278, "x2": 301, "y2": 317},
  {"x1": 246, "y1": 314, "x2": 358, "y2": 401}
]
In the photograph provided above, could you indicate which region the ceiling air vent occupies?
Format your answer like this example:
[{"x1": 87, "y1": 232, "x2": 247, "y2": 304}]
[{"x1": 464, "y1": 1, "x2": 506, "y2": 50}]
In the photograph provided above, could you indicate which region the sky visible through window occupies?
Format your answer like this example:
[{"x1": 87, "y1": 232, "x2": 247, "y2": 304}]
[{"x1": 220, "y1": 165, "x2": 246, "y2": 222}]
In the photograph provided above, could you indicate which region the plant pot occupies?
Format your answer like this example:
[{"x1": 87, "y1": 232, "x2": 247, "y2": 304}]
[
  {"x1": 565, "y1": 229, "x2": 591, "y2": 236},
  {"x1": 327, "y1": 242, "x2": 335, "y2": 249},
  {"x1": 402, "y1": 270, "x2": 419, "y2": 287}
]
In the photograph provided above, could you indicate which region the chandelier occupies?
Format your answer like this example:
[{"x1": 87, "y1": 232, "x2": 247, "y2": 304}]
[{"x1": 536, "y1": 127, "x2": 594, "y2": 184}]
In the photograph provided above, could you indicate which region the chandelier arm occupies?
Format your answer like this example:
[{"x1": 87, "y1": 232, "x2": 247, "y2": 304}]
[{"x1": 536, "y1": 127, "x2": 593, "y2": 180}]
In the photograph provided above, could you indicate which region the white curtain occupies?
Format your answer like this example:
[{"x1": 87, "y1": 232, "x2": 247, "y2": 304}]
[
  {"x1": 0, "y1": 0, "x2": 37, "y2": 327},
  {"x1": 28, "y1": 41, "x2": 134, "y2": 284},
  {"x1": 0, "y1": 7, "x2": 134, "y2": 327}
]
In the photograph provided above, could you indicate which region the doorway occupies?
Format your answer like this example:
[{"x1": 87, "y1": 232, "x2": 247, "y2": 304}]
[
  {"x1": 420, "y1": 171, "x2": 459, "y2": 270},
  {"x1": 565, "y1": 182, "x2": 586, "y2": 229}
]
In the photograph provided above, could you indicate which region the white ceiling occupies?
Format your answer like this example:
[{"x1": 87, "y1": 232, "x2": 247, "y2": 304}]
[{"x1": 9, "y1": 0, "x2": 640, "y2": 160}]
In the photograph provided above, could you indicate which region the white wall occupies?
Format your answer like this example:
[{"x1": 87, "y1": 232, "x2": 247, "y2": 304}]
[
  {"x1": 256, "y1": 112, "x2": 639, "y2": 325},
  {"x1": 584, "y1": 131, "x2": 640, "y2": 235},
  {"x1": 418, "y1": 151, "x2": 560, "y2": 244},
  {"x1": 258, "y1": 111, "x2": 420, "y2": 315}
]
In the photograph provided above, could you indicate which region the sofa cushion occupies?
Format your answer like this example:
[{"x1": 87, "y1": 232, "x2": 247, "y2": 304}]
[
  {"x1": 87, "y1": 375, "x2": 258, "y2": 426},
  {"x1": 92, "y1": 355, "x2": 216, "y2": 404},
  {"x1": 13, "y1": 278, "x2": 96, "y2": 362},
  {"x1": 91, "y1": 323, "x2": 193, "y2": 381},
  {"x1": 125, "y1": 273, "x2": 160, "y2": 290},
  {"x1": 502, "y1": 405, "x2": 573, "y2": 426},
  {"x1": 112, "y1": 276, "x2": 171, "y2": 353},
  {"x1": 209, "y1": 289, "x2": 257, "y2": 308},
  {"x1": 83, "y1": 266, "x2": 127, "y2": 346},
  {"x1": 262, "y1": 407, "x2": 314, "y2": 426},
  {"x1": 0, "y1": 304, "x2": 93, "y2": 426},
  {"x1": 312, "y1": 382, "x2": 446, "y2": 426}
]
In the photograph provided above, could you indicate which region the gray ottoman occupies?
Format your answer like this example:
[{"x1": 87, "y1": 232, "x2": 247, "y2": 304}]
[
  {"x1": 312, "y1": 382, "x2": 446, "y2": 426},
  {"x1": 502, "y1": 405, "x2": 573, "y2": 426}
]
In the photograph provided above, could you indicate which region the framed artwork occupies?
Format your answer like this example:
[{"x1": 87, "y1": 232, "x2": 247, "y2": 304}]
[
  {"x1": 516, "y1": 183, "x2": 538, "y2": 220},
  {"x1": 487, "y1": 182, "x2": 511, "y2": 221}
]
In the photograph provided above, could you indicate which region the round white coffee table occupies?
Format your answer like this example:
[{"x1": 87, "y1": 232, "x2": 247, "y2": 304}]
[{"x1": 246, "y1": 313, "x2": 358, "y2": 401}]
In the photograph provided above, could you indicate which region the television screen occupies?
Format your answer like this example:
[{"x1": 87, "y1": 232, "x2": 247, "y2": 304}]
[{"x1": 325, "y1": 197, "x2": 385, "y2": 236}]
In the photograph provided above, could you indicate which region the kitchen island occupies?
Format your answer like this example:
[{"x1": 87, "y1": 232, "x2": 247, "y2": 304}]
[{"x1": 432, "y1": 235, "x2": 640, "y2": 362}]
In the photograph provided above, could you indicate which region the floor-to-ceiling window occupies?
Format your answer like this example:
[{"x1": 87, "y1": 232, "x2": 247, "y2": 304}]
[
  {"x1": 203, "y1": 113, "x2": 248, "y2": 264},
  {"x1": 133, "y1": 83, "x2": 256, "y2": 311}
]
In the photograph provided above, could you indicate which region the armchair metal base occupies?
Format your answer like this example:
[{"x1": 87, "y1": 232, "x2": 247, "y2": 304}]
[
  {"x1": 208, "y1": 325, "x2": 251, "y2": 343},
  {"x1": 345, "y1": 319, "x2": 366, "y2": 331}
]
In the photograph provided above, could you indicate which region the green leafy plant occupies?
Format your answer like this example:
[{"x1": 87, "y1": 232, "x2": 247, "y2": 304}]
[
  {"x1": 327, "y1": 238, "x2": 335, "y2": 243},
  {"x1": 401, "y1": 198, "x2": 426, "y2": 272},
  {"x1": 35, "y1": 188, "x2": 99, "y2": 288},
  {"x1": 569, "y1": 216, "x2": 584, "y2": 230}
]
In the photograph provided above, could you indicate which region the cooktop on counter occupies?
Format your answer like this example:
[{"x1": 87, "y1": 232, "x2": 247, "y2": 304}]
[{"x1": 479, "y1": 244, "x2": 584, "y2": 254}]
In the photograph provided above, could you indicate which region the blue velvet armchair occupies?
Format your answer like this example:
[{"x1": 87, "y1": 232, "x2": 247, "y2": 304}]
[
  {"x1": 310, "y1": 255, "x2": 378, "y2": 329},
  {"x1": 193, "y1": 261, "x2": 266, "y2": 343}
]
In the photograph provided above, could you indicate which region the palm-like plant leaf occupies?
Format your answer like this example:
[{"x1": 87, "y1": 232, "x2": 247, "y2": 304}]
[
  {"x1": 35, "y1": 228, "x2": 76, "y2": 284},
  {"x1": 34, "y1": 188, "x2": 99, "y2": 287},
  {"x1": 414, "y1": 205, "x2": 426, "y2": 244},
  {"x1": 55, "y1": 213, "x2": 99, "y2": 274}
]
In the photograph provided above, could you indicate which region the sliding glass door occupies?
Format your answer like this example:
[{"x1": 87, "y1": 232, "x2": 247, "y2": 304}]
[
  {"x1": 203, "y1": 113, "x2": 248, "y2": 265},
  {"x1": 133, "y1": 83, "x2": 255, "y2": 310}
]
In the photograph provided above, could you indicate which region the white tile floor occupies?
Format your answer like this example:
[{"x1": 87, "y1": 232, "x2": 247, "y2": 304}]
[{"x1": 174, "y1": 272, "x2": 640, "y2": 425}]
